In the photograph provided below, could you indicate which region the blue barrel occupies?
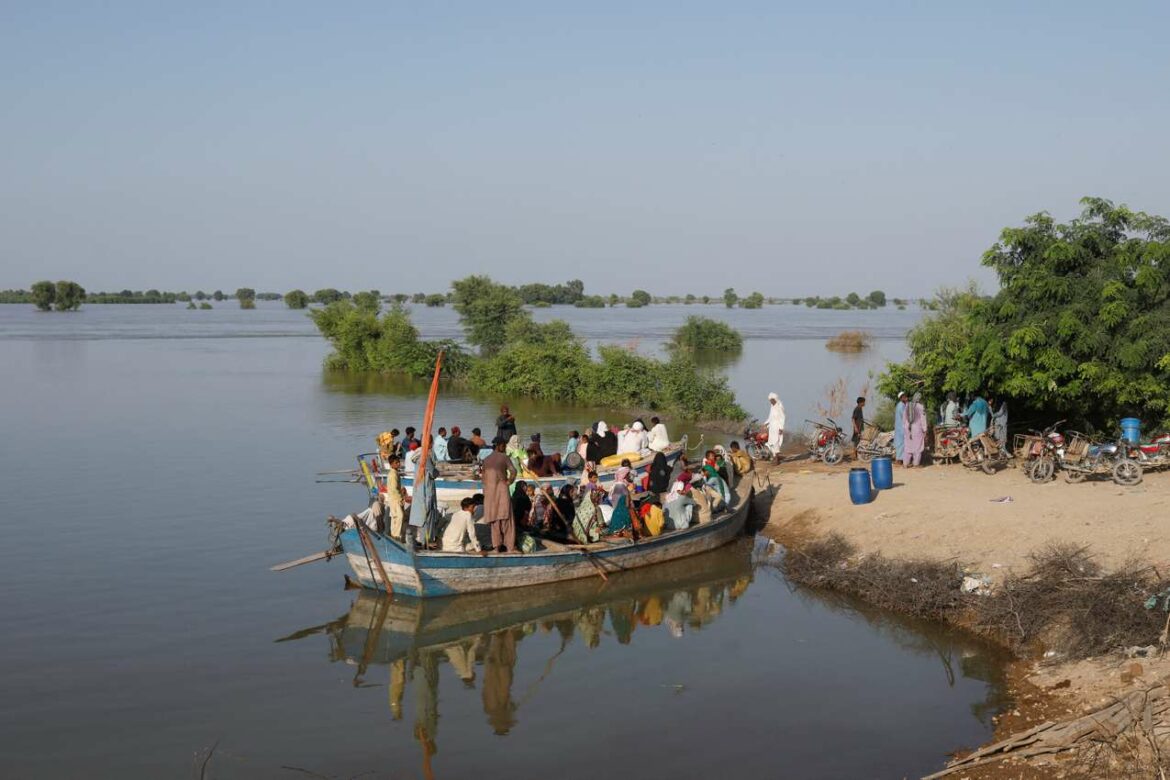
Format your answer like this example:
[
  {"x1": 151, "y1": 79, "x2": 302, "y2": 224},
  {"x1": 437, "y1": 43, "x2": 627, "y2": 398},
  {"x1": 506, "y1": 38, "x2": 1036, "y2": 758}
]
[
  {"x1": 870, "y1": 457, "x2": 893, "y2": 490},
  {"x1": 848, "y1": 467, "x2": 873, "y2": 505},
  {"x1": 1120, "y1": 417, "x2": 1141, "y2": 444}
]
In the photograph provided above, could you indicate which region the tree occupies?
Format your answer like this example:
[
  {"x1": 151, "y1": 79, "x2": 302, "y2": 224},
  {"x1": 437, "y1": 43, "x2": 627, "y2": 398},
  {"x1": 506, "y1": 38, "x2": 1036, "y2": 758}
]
[
  {"x1": 424, "y1": 293, "x2": 446, "y2": 307},
  {"x1": 723, "y1": 288, "x2": 738, "y2": 308},
  {"x1": 213, "y1": 290, "x2": 225, "y2": 301},
  {"x1": 670, "y1": 316, "x2": 744, "y2": 351},
  {"x1": 882, "y1": 197, "x2": 1170, "y2": 429},
  {"x1": 199, "y1": 302, "x2": 213, "y2": 309},
  {"x1": 628, "y1": 289, "x2": 652, "y2": 308},
  {"x1": 236, "y1": 288, "x2": 256, "y2": 309},
  {"x1": 450, "y1": 275, "x2": 529, "y2": 356},
  {"x1": 701, "y1": 295, "x2": 711, "y2": 304},
  {"x1": 353, "y1": 290, "x2": 381, "y2": 312},
  {"x1": 846, "y1": 291, "x2": 861, "y2": 307},
  {"x1": 31, "y1": 280, "x2": 55, "y2": 311},
  {"x1": 194, "y1": 291, "x2": 206, "y2": 300},
  {"x1": 741, "y1": 291, "x2": 764, "y2": 309},
  {"x1": 285, "y1": 289, "x2": 309, "y2": 309},
  {"x1": 608, "y1": 293, "x2": 620, "y2": 306},
  {"x1": 187, "y1": 301, "x2": 197, "y2": 309},
  {"x1": 411, "y1": 292, "x2": 427, "y2": 304},
  {"x1": 685, "y1": 293, "x2": 696, "y2": 304},
  {"x1": 868, "y1": 290, "x2": 887, "y2": 307},
  {"x1": 176, "y1": 291, "x2": 191, "y2": 302},
  {"x1": 391, "y1": 293, "x2": 409, "y2": 304},
  {"x1": 53, "y1": 281, "x2": 85, "y2": 311},
  {"x1": 573, "y1": 295, "x2": 606, "y2": 308},
  {"x1": 314, "y1": 288, "x2": 343, "y2": 305}
]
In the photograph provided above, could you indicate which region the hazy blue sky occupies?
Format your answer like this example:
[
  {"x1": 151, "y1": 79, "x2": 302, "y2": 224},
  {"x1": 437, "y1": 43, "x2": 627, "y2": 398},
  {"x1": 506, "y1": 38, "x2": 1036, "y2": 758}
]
[{"x1": 2, "y1": 2, "x2": 1167, "y2": 297}]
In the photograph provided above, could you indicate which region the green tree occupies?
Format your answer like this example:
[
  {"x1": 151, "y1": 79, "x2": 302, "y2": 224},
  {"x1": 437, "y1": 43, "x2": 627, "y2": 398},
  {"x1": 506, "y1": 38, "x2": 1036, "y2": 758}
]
[
  {"x1": 573, "y1": 295, "x2": 606, "y2": 308},
  {"x1": 195, "y1": 291, "x2": 207, "y2": 301},
  {"x1": 450, "y1": 275, "x2": 529, "y2": 356},
  {"x1": 213, "y1": 290, "x2": 224, "y2": 301},
  {"x1": 608, "y1": 293, "x2": 620, "y2": 306},
  {"x1": 684, "y1": 293, "x2": 696, "y2": 304},
  {"x1": 723, "y1": 288, "x2": 738, "y2": 308},
  {"x1": 701, "y1": 295, "x2": 710, "y2": 304},
  {"x1": 882, "y1": 197, "x2": 1170, "y2": 429},
  {"x1": 424, "y1": 293, "x2": 446, "y2": 307},
  {"x1": 176, "y1": 291, "x2": 191, "y2": 302},
  {"x1": 391, "y1": 293, "x2": 409, "y2": 304},
  {"x1": 53, "y1": 281, "x2": 85, "y2": 311},
  {"x1": 845, "y1": 291, "x2": 861, "y2": 307},
  {"x1": 867, "y1": 290, "x2": 887, "y2": 307},
  {"x1": 670, "y1": 316, "x2": 744, "y2": 352},
  {"x1": 200, "y1": 302, "x2": 213, "y2": 309},
  {"x1": 31, "y1": 280, "x2": 56, "y2": 311},
  {"x1": 629, "y1": 289, "x2": 652, "y2": 308},
  {"x1": 284, "y1": 289, "x2": 310, "y2": 309},
  {"x1": 236, "y1": 288, "x2": 256, "y2": 309},
  {"x1": 314, "y1": 288, "x2": 343, "y2": 304},
  {"x1": 187, "y1": 301, "x2": 197, "y2": 309},
  {"x1": 741, "y1": 291, "x2": 764, "y2": 309}
]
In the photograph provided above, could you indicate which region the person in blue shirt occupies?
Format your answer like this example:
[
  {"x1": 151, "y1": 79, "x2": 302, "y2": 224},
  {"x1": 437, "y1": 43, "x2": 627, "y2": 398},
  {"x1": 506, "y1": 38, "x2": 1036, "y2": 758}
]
[
  {"x1": 565, "y1": 430, "x2": 580, "y2": 458},
  {"x1": 964, "y1": 394, "x2": 991, "y2": 437}
]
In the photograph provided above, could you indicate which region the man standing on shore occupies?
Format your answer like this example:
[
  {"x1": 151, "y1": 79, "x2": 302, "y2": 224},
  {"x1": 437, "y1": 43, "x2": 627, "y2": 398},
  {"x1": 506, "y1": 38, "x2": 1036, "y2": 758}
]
[
  {"x1": 766, "y1": 392, "x2": 786, "y2": 463},
  {"x1": 851, "y1": 396, "x2": 866, "y2": 458},
  {"x1": 481, "y1": 437, "x2": 517, "y2": 552}
]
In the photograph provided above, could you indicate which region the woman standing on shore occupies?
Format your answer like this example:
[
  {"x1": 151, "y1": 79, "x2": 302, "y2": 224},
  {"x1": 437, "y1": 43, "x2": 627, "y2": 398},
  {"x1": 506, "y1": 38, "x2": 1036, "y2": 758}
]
[
  {"x1": 903, "y1": 392, "x2": 927, "y2": 467},
  {"x1": 893, "y1": 392, "x2": 907, "y2": 462}
]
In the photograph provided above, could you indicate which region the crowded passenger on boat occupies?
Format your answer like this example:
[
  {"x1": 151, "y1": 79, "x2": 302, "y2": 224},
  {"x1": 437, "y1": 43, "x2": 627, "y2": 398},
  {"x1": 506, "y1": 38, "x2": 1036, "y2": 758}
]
[{"x1": 342, "y1": 409, "x2": 753, "y2": 557}]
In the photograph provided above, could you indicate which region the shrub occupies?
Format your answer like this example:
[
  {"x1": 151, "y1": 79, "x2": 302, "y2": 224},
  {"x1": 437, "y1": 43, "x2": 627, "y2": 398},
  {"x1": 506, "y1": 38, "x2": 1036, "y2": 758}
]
[
  {"x1": 451, "y1": 275, "x2": 529, "y2": 356},
  {"x1": 670, "y1": 316, "x2": 744, "y2": 352},
  {"x1": 825, "y1": 330, "x2": 873, "y2": 352}
]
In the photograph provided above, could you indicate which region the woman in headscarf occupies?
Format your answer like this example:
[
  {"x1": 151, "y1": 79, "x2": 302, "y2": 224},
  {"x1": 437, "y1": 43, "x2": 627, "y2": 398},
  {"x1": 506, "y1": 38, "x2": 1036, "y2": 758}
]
[
  {"x1": 585, "y1": 422, "x2": 604, "y2": 463},
  {"x1": 505, "y1": 435, "x2": 526, "y2": 472},
  {"x1": 903, "y1": 392, "x2": 927, "y2": 467},
  {"x1": 893, "y1": 391, "x2": 907, "y2": 462},
  {"x1": 702, "y1": 449, "x2": 731, "y2": 502},
  {"x1": 571, "y1": 485, "x2": 602, "y2": 543},
  {"x1": 766, "y1": 392, "x2": 786, "y2": 462},
  {"x1": 511, "y1": 480, "x2": 532, "y2": 531},
  {"x1": 593, "y1": 421, "x2": 618, "y2": 460},
  {"x1": 648, "y1": 450, "x2": 672, "y2": 495},
  {"x1": 551, "y1": 485, "x2": 576, "y2": 540},
  {"x1": 606, "y1": 470, "x2": 634, "y2": 535}
]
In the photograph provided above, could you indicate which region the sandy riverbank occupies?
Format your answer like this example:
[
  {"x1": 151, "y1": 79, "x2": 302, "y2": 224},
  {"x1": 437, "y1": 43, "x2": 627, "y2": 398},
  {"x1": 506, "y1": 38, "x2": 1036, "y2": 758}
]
[{"x1": 752, "y1": 456, "x2": 1170, "y2": 778}]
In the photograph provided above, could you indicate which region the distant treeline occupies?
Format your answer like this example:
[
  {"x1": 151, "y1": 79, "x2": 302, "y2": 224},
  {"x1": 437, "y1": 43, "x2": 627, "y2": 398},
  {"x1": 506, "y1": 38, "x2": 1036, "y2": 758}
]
[{"x1": 3, "y1": 280, "x2": 926, "y2": 311}]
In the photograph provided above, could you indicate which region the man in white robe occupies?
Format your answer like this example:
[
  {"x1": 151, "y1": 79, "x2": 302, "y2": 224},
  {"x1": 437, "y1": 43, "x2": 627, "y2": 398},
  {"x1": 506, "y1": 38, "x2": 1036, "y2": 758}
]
[
  {"x1": 647, "y1": 416, "x2": 670, "y2": 453},
  {"x1": 766, "y1": 392, "x2": 786, "y2": 462}
]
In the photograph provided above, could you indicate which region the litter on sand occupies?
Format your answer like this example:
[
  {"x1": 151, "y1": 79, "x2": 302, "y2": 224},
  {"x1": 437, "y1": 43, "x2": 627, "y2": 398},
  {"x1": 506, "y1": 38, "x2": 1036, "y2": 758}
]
[{"x1": 989, "y1": 496, "x2": 1014, "y2": 503}]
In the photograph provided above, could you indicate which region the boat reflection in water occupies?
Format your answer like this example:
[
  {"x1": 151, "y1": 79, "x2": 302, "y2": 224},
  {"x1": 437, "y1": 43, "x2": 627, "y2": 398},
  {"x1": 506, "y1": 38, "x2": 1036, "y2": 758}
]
[
  {"x1": 278, "y1": 541, "x2": 756, "y2": 773},
  {"x1": 277, "y1": 539, "x2": 1010, "y2": 779}
]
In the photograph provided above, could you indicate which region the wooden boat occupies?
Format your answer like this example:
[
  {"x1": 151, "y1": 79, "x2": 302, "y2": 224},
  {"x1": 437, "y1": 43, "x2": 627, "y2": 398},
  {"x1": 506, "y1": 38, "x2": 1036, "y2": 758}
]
[
  {"x1": 338, "y1": 485, "x2": 752, "y2": 598},
  {"x1": 280, "y1": 539, "x2": 756, "y2": 666},
  {"x1": 359, "y1": 438, "x2": 689, "y2": 504}
]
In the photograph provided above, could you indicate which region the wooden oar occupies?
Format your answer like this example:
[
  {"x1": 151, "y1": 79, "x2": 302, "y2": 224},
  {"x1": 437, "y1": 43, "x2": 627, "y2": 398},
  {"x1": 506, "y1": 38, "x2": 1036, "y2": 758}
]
[
  {"x1": 270, "y1": 550, "x2": 335, "y2": 572},
  {"x1": 357, "y1": 461, "x2": 394, "y2": 594}
]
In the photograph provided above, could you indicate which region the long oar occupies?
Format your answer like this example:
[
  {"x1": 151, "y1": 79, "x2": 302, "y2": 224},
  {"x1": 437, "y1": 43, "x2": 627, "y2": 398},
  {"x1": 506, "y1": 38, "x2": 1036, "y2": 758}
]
[
  {"x1": 270, "y1": 550, "x2": 335, "y2": 572},
  {"x1": 357, "y1": 461, "x2": 394, "y2": 594}
]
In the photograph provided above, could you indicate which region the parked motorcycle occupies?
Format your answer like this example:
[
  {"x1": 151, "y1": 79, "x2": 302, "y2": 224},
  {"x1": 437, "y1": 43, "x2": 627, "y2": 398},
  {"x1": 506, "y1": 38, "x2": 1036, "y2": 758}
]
[
  {"x1": 1016, "y1": 420, "x2": 1065, "y2": 483},
  {"x1": 1057, "y1": 432, "x2": 1142, "y2": 485},
  {"x1": 960, "y1": 431, "x2": 1011, "y2": 475},
  {"x1": 802, "y1": 418, "x2": 846, "y2": 465}
]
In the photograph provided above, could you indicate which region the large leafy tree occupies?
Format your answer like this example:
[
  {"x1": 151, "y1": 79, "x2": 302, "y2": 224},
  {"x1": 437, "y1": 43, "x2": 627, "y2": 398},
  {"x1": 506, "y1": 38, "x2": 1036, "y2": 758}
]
[
  {"x1": 52, "y1": 281, "x2": 85, "y2": 311},
  {"x1": 284, "y1": 289, "x2": 309, "y2": 309},
  {"x1": 882, "y1": 198, "x2": 1170, "y2": 429},
  {"x1": 450, "y1": 275, "x2": 529, "y2": 356}
]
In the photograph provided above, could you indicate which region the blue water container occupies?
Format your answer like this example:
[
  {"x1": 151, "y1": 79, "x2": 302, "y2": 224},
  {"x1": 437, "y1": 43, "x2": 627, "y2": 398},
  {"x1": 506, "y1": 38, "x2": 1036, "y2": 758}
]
[
  {"x1": 848, "y1": 467, "x2": 873, "y2": 505},
  {"x1": 870, "y1": 457, "x2": 893, "y2": 490},
  {"x1": 1120, "y1": 417, "x2": 1141, "y2": 444}
]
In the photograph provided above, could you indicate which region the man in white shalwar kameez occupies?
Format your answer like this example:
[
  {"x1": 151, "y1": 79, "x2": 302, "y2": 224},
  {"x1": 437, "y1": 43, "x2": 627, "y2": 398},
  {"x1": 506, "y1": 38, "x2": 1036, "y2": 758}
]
[{"x1": 766, "y1": 392, "x2": 786, "y2": 462}]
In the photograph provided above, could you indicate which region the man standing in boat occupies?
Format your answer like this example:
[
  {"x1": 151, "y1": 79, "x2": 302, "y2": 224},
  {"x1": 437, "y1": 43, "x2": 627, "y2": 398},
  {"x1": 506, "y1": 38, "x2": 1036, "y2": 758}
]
[{"x1": 482, "y1": 437, "x2": 518, "y2": 553}]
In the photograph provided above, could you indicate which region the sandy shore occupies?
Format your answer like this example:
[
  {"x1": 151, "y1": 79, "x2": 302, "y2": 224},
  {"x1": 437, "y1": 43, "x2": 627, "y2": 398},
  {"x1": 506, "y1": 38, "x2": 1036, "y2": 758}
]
[
  {"x1": 760, "y1": 456, "x2": 1170, "y2": 581},
  {"x1": 754, "y1": 455, "x2": 1170, "y2": 778}
]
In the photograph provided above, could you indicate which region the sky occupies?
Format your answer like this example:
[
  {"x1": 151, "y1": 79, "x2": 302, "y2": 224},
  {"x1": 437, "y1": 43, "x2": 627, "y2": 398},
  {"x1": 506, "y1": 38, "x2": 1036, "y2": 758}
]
[{"x1": 1, "y1": 1, "x2": 1168, "y2": 298}]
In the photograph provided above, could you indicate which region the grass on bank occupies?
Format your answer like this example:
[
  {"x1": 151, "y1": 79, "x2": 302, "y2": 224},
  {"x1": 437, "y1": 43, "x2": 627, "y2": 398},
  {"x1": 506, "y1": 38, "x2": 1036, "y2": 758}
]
[{"x1": 781, "y1": 534, "x2": 1169, "y2": 660}]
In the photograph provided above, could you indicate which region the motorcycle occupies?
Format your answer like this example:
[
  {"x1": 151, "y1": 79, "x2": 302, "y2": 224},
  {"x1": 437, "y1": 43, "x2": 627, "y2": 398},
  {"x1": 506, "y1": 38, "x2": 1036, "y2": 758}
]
[
  {"x1": 1016, "y1": 420, "x2": 1065, "y2": 483},
  {"x1": 960, "y1": 430, "x2": 1011, "y2": 475},
  {"x1": 743, "y1": 420, "x2": 777, "y2": 461},
  {"x1": 1057, "y1": 432, "x2": 1142, "y2": 486},
  {"x1": 802, "y1": 418, "x2": 846, "y2": 466}
]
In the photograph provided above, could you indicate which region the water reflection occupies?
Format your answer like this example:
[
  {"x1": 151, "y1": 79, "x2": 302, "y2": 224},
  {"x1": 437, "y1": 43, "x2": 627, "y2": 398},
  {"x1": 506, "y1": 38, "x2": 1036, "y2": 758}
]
[{"x1": 278, "y1": 542, "x2": 1008, "y2": 777}]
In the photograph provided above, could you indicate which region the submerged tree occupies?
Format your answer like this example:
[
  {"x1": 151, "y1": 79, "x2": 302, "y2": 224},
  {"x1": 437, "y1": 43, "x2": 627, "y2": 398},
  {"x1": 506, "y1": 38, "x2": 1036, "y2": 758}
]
[
  {"x1": 882, "y1": 197, "x2": 1170, "y2": 429},
  {"x1": 723, "y1": 288, "x2": 738, "y2": 308},
  {"x1": 31, "y1": 280, "x2": 55, "y2": 311},
  {"x1": 53, "y1": 281, "x2": 85, "y2": 311},
  {"x1": 284, "y1": 289, "x2": 309, "y2": 309}
]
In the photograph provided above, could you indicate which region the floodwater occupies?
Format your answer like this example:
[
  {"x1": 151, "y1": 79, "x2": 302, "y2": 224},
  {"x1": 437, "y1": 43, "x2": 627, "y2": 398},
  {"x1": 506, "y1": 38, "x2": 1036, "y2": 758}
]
[{"x1": 0, "y1": 302, "x2": 1008, "y2": 779}]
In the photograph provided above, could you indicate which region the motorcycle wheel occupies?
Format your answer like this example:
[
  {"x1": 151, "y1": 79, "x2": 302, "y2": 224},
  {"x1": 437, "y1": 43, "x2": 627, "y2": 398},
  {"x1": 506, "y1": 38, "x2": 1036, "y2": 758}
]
[
  {"x1": 746, "y1": 443, "x2": 765, "y2": 461},
  {"x1": 1113, "y1": 459, "x2": 1143, "y2": 486},
  {"x1": 823, "y1": 441, "x2": 844, "y2": 466},
  {"x1": 958, "y1": 444, "x2": 975, "y2": 467},
  {"x1": 1065, "y1": 470, "x2": 1086, "y2": 484},
  {"x1": 980, "y1": 455, "x2": 997, "y2": 475},
  {"x1": 1029, "y1": 457, "x2": 1055, "y2": 484}
]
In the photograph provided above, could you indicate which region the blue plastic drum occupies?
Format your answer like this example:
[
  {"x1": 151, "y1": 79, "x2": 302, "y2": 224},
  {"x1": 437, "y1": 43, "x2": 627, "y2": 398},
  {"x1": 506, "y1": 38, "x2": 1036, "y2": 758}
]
[
  {"x1": 1120, "y1": 417, "x2": 1141, "y2": 444},
  {"x1": 848, "y1": 467, "x2": 873, "y2": 505},
  {"x1": 870, "y1": 457, "x2": 893, "y2": 490}
]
